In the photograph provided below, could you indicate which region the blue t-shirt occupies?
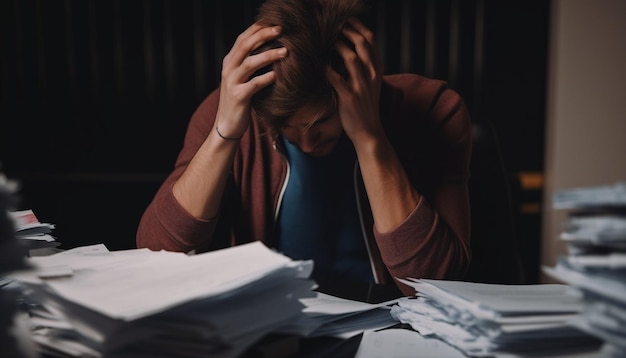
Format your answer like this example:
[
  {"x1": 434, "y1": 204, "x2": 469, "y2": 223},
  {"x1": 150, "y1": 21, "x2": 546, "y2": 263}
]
[{"x1": 276, "y1": 134, "x2": 374, "y2": 283}]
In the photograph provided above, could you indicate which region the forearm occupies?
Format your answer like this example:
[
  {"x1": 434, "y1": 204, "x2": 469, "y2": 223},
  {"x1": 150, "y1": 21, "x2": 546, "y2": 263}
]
[
  {"x1": 374, "y1": 199, "x2": 471, "y2": 283},
  {"x1": 358, "y1": 136, "x2": 471, "y2": 280},
  {"x1": 136, "y1": 186, "x2": 217, "y2": 252},
  {"x1": 172, "y1": 124, "x2": 240, "y2": 220},
  {"x1": 354, "y1": 134, "x2": 421, "y2": 233}
]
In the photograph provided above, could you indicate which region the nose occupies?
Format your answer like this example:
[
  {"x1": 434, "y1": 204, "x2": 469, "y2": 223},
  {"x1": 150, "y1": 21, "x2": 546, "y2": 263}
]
[{"x1": 296, "y1": 127, "x2": 320, "y2": 153}]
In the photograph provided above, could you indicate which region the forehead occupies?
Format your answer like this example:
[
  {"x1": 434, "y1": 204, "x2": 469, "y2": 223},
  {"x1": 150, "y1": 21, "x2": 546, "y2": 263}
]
[{"x1": 288, "y1": 100, "x2": 335, "y2": 126}]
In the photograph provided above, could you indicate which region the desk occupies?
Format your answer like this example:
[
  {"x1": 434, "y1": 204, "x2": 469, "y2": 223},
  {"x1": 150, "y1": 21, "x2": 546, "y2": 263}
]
[{"x1": 246, "y1": 328, "x2": 607, "y2": 358}]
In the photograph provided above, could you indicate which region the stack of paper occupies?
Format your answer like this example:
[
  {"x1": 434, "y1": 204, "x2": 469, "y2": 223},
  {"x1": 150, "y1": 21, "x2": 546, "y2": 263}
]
[
  {"x1": 544, "y1": 181, "x2": 626, "y2": 357},
  {"x1": 8, "y1": 241, "x2": 316, "y2": 358},
  {"x1": 9, "y1": 209, "x2": 60, "y2": 252},
  {"x1": 276, "y1": 291, "x2": 398, "y2": 339},
  {"x1": 552, "y1": 181, "x2": 626, "y2": 211},
  {"x1": 0, "y1": 172, "x2": 38, "y2": 358},
  {"x1": 389, "y1": 279, "x2": 600, "y2": 357}
]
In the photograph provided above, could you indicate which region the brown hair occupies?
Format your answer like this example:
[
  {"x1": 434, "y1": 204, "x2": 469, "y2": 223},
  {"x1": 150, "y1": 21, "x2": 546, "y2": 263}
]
[{"x1": 251, "y1": 0, "x2": 365, "y2": 135}]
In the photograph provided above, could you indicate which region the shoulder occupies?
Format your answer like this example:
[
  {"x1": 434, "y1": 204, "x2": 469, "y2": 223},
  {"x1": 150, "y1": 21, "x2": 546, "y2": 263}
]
[
  {"x1": 382, "y1": 73, "x2": 472, "y2": 158},
  {"x1": 382, "y1": 73, "x2": 464, "y2": 112},
  {"x1": 382, "y1": 73, "x2": 470, "y2": 127},
  {"x1": 383, "y1": 73, "x2": 447, "y2": 93}
]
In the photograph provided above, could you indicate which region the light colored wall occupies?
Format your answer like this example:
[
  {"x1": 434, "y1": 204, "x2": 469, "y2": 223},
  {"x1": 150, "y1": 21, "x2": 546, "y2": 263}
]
[{"x1": 542, "y1": 0, "x2": 626, "y2": 281}]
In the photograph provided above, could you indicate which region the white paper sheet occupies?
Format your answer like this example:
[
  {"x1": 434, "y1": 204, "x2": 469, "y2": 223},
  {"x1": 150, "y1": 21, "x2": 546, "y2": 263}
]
[{"x1": 355, "y1": 328, "x2": 466, "y2": 358}]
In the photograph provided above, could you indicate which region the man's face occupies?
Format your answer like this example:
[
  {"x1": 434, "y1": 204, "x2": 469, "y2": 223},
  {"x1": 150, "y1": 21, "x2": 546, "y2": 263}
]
[{"x1": 280, "y1": 101, "x2": 343, "y2": 157}]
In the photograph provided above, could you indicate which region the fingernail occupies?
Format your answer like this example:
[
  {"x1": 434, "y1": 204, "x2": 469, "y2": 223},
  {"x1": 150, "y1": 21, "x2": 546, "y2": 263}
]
[
  {"x1": 277, "y1": 47, "x2": 287, "y2": 56},
  {"x1": 273, "y1": 26, "x2": 282, "y2": 33}
]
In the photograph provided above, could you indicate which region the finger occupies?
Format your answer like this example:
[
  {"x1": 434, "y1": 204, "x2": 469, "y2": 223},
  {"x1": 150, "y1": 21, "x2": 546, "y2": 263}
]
[
  {"x1": 341, "y1": 25, "x2": 377, "y2": 81},
  {"x1": 223, "y1": 23, "x2": 262, "y2": 68},
  {"x1": 245, "y1": 69, "x2": 277, "y2": 95},
  {"x1": 226, "y1": 24, "x2": 282, "y2": 69},
  {"x1": 239, "y1": 46, "x2": 287, "y2": 82},
  {"x1": 335, "y1": 39, "x2": 363, "y2": 85},
  {"x1": 346, "y1": 17, "x2": 374, "y2": 44},
  {"x1": 326, "y1": 66, "x2": 349, "y2": 94},
  {"x1": 345, "y1": 18, "x2": 383, "y2": 77}
]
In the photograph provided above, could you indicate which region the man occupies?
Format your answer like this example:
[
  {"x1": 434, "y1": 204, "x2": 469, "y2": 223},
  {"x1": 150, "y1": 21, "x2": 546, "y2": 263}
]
[{"x1": 136, "y1": 0, "x2": 472, "y2": 296}]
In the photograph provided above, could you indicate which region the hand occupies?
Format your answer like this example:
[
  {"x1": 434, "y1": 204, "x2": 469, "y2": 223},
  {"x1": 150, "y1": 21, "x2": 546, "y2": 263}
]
[
  {"x1": 326, "y1": 18, "x2": 384, "y2": 147},
  {"x1": 215, "y1": 23, "x2": 287, "y2": 138}
]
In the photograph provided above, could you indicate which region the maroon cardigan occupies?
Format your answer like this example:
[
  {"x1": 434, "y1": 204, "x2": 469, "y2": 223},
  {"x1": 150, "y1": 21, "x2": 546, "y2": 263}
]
[{"x1": 136, "y1": 73, "x2": 473, "y2": 296}]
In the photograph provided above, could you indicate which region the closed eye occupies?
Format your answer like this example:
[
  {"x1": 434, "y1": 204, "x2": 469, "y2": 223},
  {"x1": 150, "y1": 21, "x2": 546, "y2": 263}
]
[{"x1": 303, "y1": 114, "x2": 332, "y2": 131}]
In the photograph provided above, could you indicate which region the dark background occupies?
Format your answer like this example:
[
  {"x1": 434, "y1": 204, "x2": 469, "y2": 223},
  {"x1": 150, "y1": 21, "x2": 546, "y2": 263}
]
[{"x1": 0, "y1": 0, "x2": 549, "y2": 283}]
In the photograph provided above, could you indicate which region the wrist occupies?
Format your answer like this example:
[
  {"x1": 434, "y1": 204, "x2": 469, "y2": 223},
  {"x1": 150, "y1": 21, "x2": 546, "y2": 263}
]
[
  {"x1": 215, "y1": 126, "x2": 244, "y2": 140},
  {"x1": 353, "y1": 132, "x2": 392, "y2": 161}
]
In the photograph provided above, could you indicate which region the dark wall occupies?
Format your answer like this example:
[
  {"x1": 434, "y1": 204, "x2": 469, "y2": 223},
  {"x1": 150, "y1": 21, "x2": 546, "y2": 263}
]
[{"x1": 0, "y1": 0, "x2": 550, "y2": 282}]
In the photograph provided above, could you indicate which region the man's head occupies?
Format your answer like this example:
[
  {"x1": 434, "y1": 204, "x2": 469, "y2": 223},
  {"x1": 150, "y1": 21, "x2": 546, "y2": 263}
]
[{"x1": 251, "y1": 0, "x2": 365, "y2": 154}]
